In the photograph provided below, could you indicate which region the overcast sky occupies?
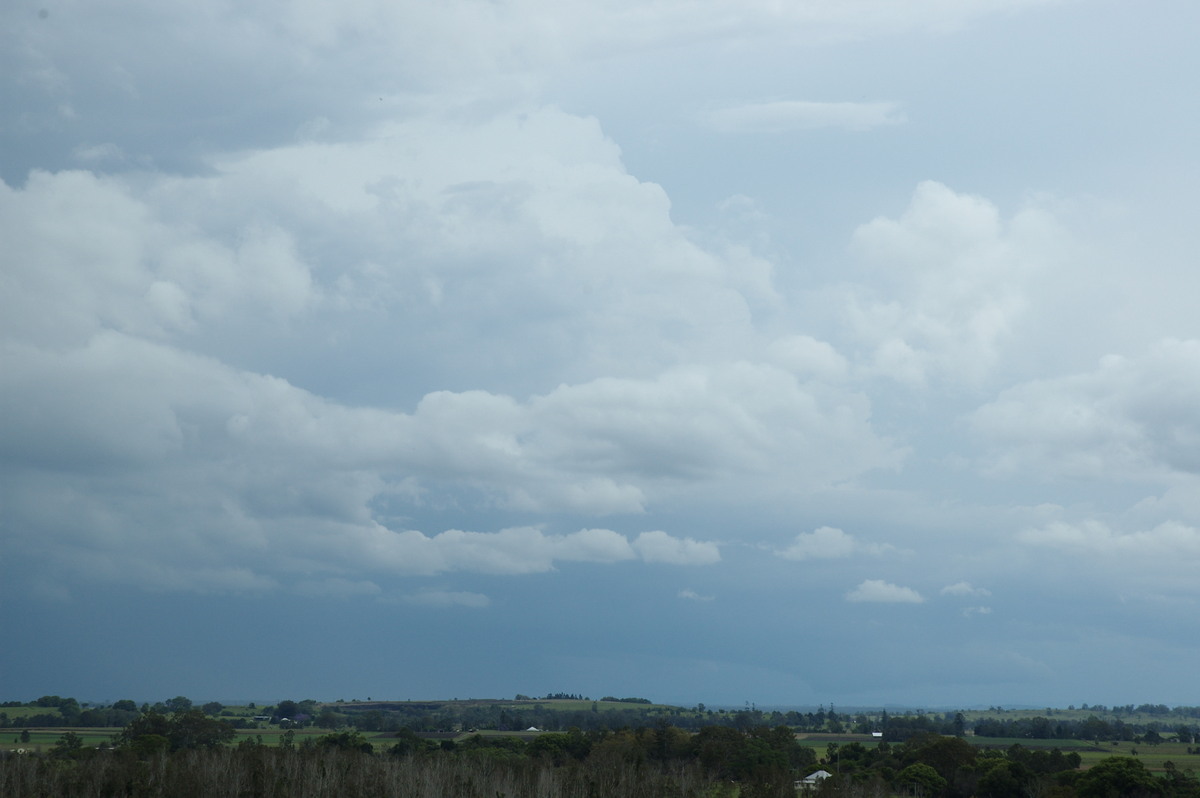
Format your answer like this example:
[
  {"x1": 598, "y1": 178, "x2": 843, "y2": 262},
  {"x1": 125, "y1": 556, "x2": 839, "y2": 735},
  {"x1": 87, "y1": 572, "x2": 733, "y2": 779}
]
[{"x1": 4, "y1": 0, "x2": 1200, "y2": 709}]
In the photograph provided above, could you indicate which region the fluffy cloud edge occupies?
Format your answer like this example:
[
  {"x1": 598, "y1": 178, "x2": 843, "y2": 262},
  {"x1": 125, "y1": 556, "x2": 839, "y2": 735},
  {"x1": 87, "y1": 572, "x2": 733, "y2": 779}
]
[
  {"x1": 845, "y1": 579, "x2": 924, "y2": 603},
  {"x1": 940, "y1": 581, "x2": 991, "y2": 597},
  {"x1": 776, "y1": 526, "x2": 892, "y2": 561}
]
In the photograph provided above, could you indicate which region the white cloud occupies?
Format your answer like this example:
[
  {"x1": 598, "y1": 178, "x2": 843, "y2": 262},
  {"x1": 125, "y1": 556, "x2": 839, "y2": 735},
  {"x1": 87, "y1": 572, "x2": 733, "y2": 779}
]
[
  {"x1": 972, "y1": 339, "x2": 1200, "y2": 481},
  {"x1": 0, "y1": 1, "x2": 1063, "y2": 123},
  {"x1": 679, "y1": 589, "x2": 715, "y2": 601},
  {"x1": 0, "y1": 170, "x2": 316, "y2": 348},
  {"x1": 962, "y1": 606, "x2": 993, "y2": 617},
  {"x1": 633, "y1": 531, "x2": 721, "y2": 566},
  {"x1": 766, "y1": 336, "x2": 849, "y2": 382},
  {"x1": 705, "y1": 100, "x2": 904, "y2": 134},
  {"x1": 1018, "y1": 520, "x2": 1200, "y2": 560},
  {"x1": 845, "y1": 579, "x2": 924, "y2": 603},
  {"x1": 777, "y1": 526, "x2": 892, "y2": 561},
  {"x1": 847, "y1": 181, "x2": 1071, "y2": 387},
  {"x1": 940, "y1": 581, "x2": 991, "y2": 597},
  {"x1": 0, "y1": 92, "x2": 910, "y2": 596},
  {"x1": 297, "y1": 525, "x2": 717, "y2": 577}
]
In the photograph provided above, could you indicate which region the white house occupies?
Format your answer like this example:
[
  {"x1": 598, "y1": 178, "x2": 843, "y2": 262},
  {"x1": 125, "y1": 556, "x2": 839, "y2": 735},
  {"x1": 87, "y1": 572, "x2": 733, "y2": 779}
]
[{"x1": 795, "y1": 770, "x2": 833, "y2": 791}]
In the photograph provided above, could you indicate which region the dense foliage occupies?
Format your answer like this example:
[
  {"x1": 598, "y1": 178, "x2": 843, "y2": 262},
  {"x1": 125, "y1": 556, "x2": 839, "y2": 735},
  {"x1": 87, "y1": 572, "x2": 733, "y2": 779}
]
[
  {"x1": 6, "y1": 710, "x2": 1200, "y2": 798},
  {"x1": 7, "y1": 695, "x2": 1200, "y2": 797}
]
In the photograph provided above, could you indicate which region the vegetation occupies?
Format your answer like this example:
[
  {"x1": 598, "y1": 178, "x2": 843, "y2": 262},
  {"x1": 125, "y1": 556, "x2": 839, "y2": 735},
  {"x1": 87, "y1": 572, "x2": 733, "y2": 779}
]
[{"x1": 5, "y1": 695, "x2": 1200, "y2": 797}]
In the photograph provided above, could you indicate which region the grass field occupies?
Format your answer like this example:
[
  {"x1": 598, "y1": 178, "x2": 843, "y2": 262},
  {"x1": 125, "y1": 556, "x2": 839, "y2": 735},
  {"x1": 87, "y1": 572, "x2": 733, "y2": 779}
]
[
  {"x1": 787, "y1": 733, "x2": 1200, "y2": 775},
  {"x1": 0, "y1": 706, "x2": 64, "y2": 721},
  {"x1": 968, "y1": 736, "x2": 1198, "y2": 766},
  {"x1": 3, "y1": 727, "x2": 114, "y2": 753}
]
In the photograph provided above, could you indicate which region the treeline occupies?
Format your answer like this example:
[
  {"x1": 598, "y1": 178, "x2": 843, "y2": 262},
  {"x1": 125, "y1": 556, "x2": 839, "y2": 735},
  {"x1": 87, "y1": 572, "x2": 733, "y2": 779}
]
[
  {"x1": 8, "y1": 717, "x2": 1200, "y2": 798},
  {"x1": 973, "y1": 715, "x2": 1200, "y2": 743},
  {"x1": 1068, "y1": 704, "x2": 1200, "y2": 719},
  {"x1": 812, "y1": 734, "x2": 1200, "y2": 798},
  {"x1": 331, "y1": 701, "x2": 940, "y2": 736},
  {"x1": 0, "y1": 696, "x2": 139, "y2": 729},
  {"x1": 0, "y1": 746, "x2": 720, "y2": 798},
  {"x1": 0, "y1": 696, "x2": 310, "y2": 731},
  {"x1": 2, "y1": 720, "x2": 815, "y2": 798}
]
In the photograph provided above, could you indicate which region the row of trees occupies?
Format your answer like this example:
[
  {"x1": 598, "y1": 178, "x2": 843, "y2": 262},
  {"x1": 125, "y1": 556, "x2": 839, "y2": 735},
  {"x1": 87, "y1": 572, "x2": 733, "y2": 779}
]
[
  {"x1": 812, "y1": 734, "x2": 1200, "y2": 798},
  {"x1": 0, "y1": 696, "x2": 307, "y2": 730},
  {"x1": 8, "y1": 694, "x2": 1200, "y2": 745},
  {"x1": 973, "y1": 715, "x2": 1199, "y2": 744},
  {"x1": 6, "y1": 715, "x2": 817, "y2": 798},
  {"x1": 8, "y1": 712, "x2": 1200, "y2": 798}
]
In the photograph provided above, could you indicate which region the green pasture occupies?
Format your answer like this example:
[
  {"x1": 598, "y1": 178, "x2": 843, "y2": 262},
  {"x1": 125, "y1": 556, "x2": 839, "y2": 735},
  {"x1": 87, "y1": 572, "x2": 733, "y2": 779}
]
[
  {"x1": 1075, "y1": 741, "x2": 1200, "y2": 772},
  {"x1": 232, "y1": 727, "x2": 328, "y2": 746},
  {"x1": 969, "y1": 736, "x2": 1098, "y2": 751},
  {"x1": 796, "y1": 733, "x2": 877, "y2": 744},
  {"x1": 4, "y1": 727, "x2": 115, "y2": 753},
  {"x1": 968, "y1": 736, "x2": 1200, "y2": 773},
  {"x1": 0, "y1": 706, "x2": 64, "y2": 721},
  {"x1": 455, "y1": 729, "x2": 556, "y2": 741}
]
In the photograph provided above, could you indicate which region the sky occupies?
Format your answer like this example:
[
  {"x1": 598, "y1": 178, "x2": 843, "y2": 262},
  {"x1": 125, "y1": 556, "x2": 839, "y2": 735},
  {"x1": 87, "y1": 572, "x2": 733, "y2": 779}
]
[{"x1": 3, "y1": 0, "x2": 1200, "y2": 709}]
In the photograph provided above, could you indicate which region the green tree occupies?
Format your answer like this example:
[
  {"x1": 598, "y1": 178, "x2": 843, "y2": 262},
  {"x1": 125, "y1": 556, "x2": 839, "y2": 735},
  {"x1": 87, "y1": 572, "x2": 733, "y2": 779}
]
[
  {"x1": 1075, "y1": 757, "x2": 1162, "y2": 798},
  {"x1": 49, "y1": 731, "x2": 85, "y2": 759},
  {"x1": 1081, "y1": 716, "x2": 1114, "y2": 743},
  {"x1": 274, "y1": 700, "x2": 299, "y2": 720},
  {"x1": 897, "y1": 763, "x2": 949, "y2": 797},
  {"x1": 977, "y1": 760, "x2": 1034, "y2": 798},
  {"x1": 117, "y1": 709, "x2": 234, "y2": 753},
  {"x1": 903, "y1": 733, "x2": 977, "y2": 781},
  {"x1": 317, "y1": 730, "x2": 374, "y2": 753}
]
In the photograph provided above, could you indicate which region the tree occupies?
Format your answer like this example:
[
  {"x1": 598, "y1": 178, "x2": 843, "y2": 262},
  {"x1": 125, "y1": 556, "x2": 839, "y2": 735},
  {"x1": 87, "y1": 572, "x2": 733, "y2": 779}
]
[
  {"x1": 693, "y1": 725, "x2": 749, "y2": 779},
  {"x1": 274, "y1": 700, "x2": 299, "y2": 720},
  {"x1": 201, "y1": 701, "x2": 224, "y2": 715},
  {"x1": 49, "y1": 731, "x2": 85, "y2": 759},
  {"x1": 170, "y1": 709, "x2": 236, "y2": 750},
  {"x1": 897, "y1": 763, "x2": 948, "y2": 797},
  {"x1": 117, "y1": 709, "x2": 234, "y2": 753},
  {"x1": 977, "y1": 760, "x2": 1034, "y2": 798},
  {"x1": 1081, "y1": 716, "x2": 1113, "y2": 743},
  {"x1": 316, "y1": 730, "x2": 375, "y2": 753},
  {"x1": 903, "y1": 733, "x2": 977, "y2": 780},
  {"x1": 1075, "y1": 757, "x2": 1162, "y2": 798}
]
